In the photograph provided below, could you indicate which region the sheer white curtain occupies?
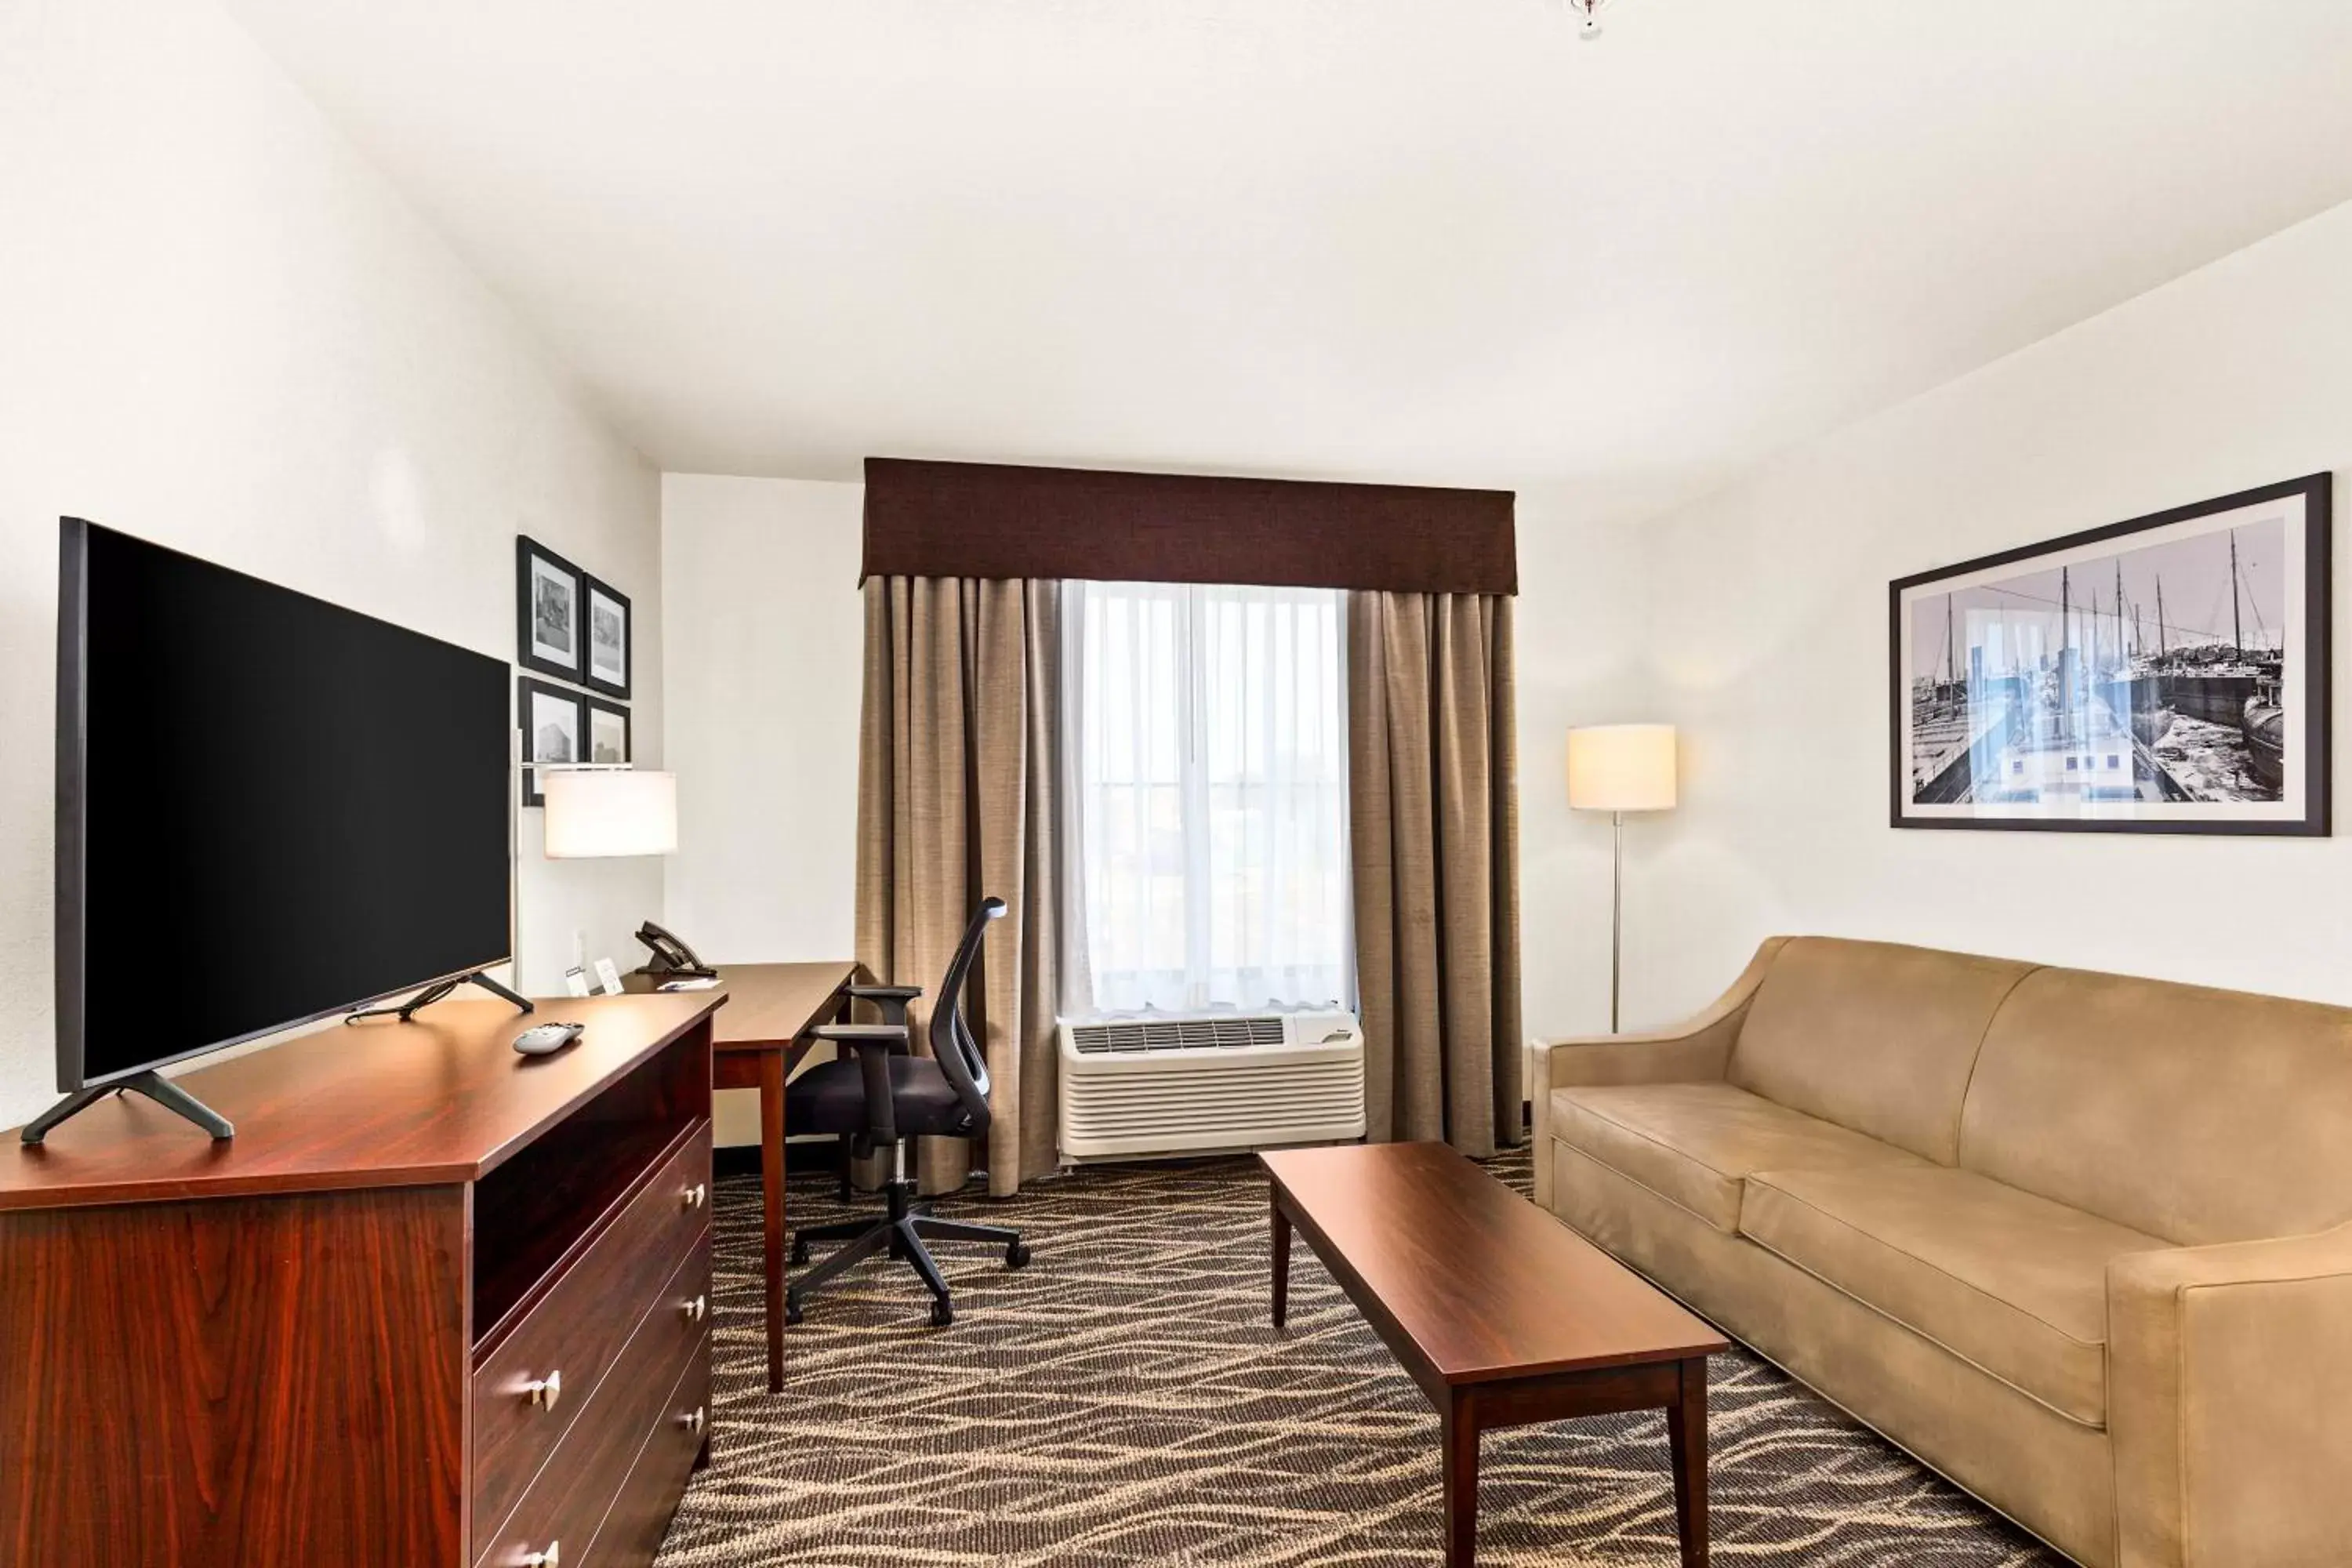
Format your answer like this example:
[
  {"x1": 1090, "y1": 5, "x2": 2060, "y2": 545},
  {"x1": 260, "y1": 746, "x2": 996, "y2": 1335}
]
[{"x1": 1062, "y1": 581, "x2": 1353, "y2": 1016}]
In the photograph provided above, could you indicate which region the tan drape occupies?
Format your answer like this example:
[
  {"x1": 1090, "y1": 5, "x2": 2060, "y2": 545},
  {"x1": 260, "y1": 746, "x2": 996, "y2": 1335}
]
[
  {"x1": 1347, "y1": 591, "x2": 1523, "y2": 1157},
  {"x1": 855, "y1": 576, "x2": 1063, "y2": 1196}
]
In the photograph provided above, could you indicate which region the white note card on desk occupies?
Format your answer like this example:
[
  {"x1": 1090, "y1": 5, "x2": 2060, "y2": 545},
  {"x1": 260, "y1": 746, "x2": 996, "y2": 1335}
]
[{"x1": 659, "y1": 976, "x2": 721, "y2": 991}]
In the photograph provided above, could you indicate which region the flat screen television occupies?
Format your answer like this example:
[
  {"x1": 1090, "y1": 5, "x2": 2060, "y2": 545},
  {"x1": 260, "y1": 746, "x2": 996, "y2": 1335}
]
[{"x1": 51, "y1": 517, "x2": 512, "y2": 1127}]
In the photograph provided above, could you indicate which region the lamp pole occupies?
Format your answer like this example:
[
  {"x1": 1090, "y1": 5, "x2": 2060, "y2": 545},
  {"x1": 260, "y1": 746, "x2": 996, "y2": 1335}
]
[{"x1": 1610, "y1": 809, "x2": 1624, "y2": 1033}]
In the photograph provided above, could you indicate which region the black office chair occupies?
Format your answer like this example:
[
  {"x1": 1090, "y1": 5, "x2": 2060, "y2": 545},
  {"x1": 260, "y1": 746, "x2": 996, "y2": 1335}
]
[{"x1": 785, "y1": 896, "x2": 1031, "y2": 1327}]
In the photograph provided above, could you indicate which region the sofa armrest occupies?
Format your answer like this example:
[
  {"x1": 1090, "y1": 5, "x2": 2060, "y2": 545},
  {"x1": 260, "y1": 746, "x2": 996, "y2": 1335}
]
[
  {"x1": 1527, "y1": 937, "x2": 1785, "y2": 1207},
  {"x1": 2107, "y1": 1222, "x2": 2352, "y2": 1568}
]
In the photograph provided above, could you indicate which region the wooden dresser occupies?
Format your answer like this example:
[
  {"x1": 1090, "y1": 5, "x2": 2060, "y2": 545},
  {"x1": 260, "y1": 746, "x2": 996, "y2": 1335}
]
[{"x1": 0, "y1": 991, "x2": 724, "y2": 1568}]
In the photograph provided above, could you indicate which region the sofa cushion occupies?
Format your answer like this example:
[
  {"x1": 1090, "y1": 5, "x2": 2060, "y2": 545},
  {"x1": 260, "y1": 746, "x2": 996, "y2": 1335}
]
[
  {"x1": 1740, "y1": 1164, "x2": 2166, "y2": 1427},
  {"x1": 1550, "y1": 1082, "x2": 1927, "y2": 1236},
  {"x1": 1960, "y1": 966, "x2": 2352, "y2": 1246},
  {"x1": 1725, "y1": 938, "x2": 2035, "y2": 1163}
]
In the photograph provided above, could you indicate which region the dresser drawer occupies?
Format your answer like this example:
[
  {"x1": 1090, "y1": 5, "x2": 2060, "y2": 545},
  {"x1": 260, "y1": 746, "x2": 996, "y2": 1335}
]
[
  {"x1": 472, "y1": 1123, "x2": 712, "y2": 1559},
  {"x1": 582, "y1": 1344, "x2": 712, "y2": 1567},
  {"x1": 474, "y1": 1242, "x2": 711, "y2": 1568}
]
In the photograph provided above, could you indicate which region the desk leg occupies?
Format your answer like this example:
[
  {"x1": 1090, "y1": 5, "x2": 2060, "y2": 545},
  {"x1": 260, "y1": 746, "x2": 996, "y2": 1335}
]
[
  {"x1": 1270, "y1": 1192, "x2": 1292, "y2": 1329},
  {"x1": 1666, "y1": 1356, "x2": 1709, "y2": 1567},
  {"x1": 759, "y1": 1049, "x2": 788, "y2": 1394},
  {"x1": 1441, "y1": 1389, "x2": 1480, "y2": 1568}
]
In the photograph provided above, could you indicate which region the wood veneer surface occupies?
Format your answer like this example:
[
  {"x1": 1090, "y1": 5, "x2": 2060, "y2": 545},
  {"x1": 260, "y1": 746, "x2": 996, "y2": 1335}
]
[
  {"x1": 1261, "y1": 1142, "x2": 1726, "y2": 1386},
  {"x1": 0, "y1": 1185, "x2": 469, "y2": 1566},
  {"x1": 0, "y1": 993, "x2": 724, "y2": 1210}
]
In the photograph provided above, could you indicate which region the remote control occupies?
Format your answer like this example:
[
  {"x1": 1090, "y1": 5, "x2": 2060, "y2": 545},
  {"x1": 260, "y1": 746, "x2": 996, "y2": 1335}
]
[{"x1": 512, "y1": 1022, "x2": 586, "y2": 1056}]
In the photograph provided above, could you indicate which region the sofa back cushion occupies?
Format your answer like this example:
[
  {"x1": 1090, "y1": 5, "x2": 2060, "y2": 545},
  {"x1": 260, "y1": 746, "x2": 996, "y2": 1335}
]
[
  {"x1": 1726, "y1": 937, "x2": 2035, "y2": 1163},
  {"x1": 1961, "y1": 967, "x2": 2352, "y2": 1245}
]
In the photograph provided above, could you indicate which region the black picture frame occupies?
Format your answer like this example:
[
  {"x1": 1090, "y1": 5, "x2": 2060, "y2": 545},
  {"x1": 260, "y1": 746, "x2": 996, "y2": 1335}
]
[
  {"x1": 516, "y1": 535, "x2": 586, "y2": 683},
  {"x1": 583, "y1": 573, "x2": 632, "y2": 699},
  {"x1": 584, "y1": 694, "x2": 631, "y2": 767},
  {"x1": 1889, "y1": 472, "x2": 2331, "y2": 837},
  {"x1": 517, "y1": 676, "x2": 586, "y2": 808}
]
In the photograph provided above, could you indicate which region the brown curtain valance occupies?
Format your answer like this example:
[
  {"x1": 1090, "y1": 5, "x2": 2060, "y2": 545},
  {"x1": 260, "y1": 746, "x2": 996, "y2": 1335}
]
[{"x1": 863, "y1": 457, "x2": 1516, "y2": 595}]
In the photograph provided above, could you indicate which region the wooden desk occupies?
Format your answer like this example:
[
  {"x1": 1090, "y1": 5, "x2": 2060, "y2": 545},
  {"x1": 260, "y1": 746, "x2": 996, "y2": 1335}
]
[{"x1": 626, "y1": 960, "x2": 863, "y2": 1391}]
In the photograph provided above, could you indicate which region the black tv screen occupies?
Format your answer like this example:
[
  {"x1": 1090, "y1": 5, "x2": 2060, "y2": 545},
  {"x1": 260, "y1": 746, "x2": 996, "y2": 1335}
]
[{"x1": 56, "y1": 518, "x2": 512, "y2": 1090}]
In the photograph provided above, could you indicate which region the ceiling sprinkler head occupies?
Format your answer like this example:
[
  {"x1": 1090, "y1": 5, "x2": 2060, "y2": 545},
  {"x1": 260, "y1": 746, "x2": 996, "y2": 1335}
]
[{"x1": 1568, "y1": 0, "x2": 1613, "y2": 41}]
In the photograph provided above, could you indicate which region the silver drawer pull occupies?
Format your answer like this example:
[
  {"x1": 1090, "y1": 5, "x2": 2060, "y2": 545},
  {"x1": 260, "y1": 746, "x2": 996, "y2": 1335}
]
[
  {"x1": 522, "y1": 1544, "x2": 560, "y2": 1567},
  {"x1": 524, "y1": 1370, "x2": 562, "y2": 1411},
  {"x1": 681, "y1": 1405, "x2": 706, "y2": 1437},
  {"x1": 682, "y1": 1294, "x2": 708, "y2": 1325},
  {"x1": 681, "y1": 1182, "x2": 708, "y2": 1211}
]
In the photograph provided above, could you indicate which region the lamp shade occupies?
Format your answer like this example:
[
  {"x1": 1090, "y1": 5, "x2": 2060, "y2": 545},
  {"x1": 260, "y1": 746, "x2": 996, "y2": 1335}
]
[
  {"x1": 542, "y1": 769, "x2": 678, "y2": 858},
  {"x1": 1566, "y1": 724, "x2": 1678, "y2": 812}
]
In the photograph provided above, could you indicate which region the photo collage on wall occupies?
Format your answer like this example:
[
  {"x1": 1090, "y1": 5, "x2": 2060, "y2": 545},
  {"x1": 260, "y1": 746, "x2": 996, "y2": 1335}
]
[{"x1": 515, "y1": 535, "x2": 633, "y2": 806}]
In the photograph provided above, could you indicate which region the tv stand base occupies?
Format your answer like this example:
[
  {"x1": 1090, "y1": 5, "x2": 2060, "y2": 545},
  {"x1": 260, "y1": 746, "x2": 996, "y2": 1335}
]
[
  {"x1": 345, "y1": 969, "x2": 535, "y2": 1025},
  {"x1": 21, "y1": 1071, "x2": 235, "y2": 1145}
]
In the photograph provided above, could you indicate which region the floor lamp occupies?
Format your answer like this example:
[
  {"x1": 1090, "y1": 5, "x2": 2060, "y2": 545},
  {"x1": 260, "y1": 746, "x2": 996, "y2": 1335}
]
[{"x1": 1566, "y1": 724, "x2": 1679, "y2": 1034}]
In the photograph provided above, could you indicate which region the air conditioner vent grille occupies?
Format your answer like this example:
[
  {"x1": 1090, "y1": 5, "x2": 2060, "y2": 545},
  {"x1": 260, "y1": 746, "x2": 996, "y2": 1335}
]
[{"x1": 1069, "y1": 1015, "x2": 1286, "y2": 1054}]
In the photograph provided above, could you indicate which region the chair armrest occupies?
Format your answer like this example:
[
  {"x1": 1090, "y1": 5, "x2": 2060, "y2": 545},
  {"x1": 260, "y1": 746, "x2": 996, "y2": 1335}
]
[
  {"x1": 811, "y1": 1024, "x2": 908, "y2": 1142},
  {"x1": 1528, "y1": 937, "x2": 1785, "y2": 1207},
  {"x1": 812, "y1": 1023, "x2": 910, "y2": 1053},
  {"x1": 846, "y1": 983, "x2": 923, "y2": 1025},
  {"x1": 2108, "y1": 1221, "x2": 2352, "y2": 1568}
]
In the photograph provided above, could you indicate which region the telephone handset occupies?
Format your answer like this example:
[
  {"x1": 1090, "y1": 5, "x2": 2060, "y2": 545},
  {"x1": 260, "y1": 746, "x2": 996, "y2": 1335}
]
[{"x1": 634, "y1": 920, "x2": 716, "y2": 979}]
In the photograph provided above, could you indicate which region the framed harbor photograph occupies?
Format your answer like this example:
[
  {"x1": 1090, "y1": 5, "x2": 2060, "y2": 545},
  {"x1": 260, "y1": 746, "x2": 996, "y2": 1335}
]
[{"x1": 1891, "y1": 473, "x2": 2330, "y2": 836}]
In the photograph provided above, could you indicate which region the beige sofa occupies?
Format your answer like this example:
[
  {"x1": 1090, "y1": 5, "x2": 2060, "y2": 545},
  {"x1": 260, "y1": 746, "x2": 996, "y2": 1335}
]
[{"x1": 1531, "y1": 936, "x2": 2352, "y2": 1568}]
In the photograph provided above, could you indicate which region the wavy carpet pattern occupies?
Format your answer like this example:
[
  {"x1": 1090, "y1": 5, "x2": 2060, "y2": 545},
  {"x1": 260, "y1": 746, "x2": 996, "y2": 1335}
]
[{"x1": 655, "y1": 1147, "x2": 2063, "y2": 1567}]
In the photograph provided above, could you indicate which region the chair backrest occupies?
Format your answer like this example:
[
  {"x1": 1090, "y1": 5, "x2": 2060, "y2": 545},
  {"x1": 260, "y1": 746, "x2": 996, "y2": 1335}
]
[{"x1": 926, "y1": 896, "x2": 1006, "y2": 1134}]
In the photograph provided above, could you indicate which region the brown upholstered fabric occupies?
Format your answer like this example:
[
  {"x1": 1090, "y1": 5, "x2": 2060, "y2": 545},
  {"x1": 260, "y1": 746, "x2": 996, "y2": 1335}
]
[
  {"x1": 855, "y1": 576, "x2": 1063, "y2": 1196},
  {"x1": 1528, "y1": 938, "x2": 1785, "y2": 1209},
  {"x1": 1551, "y1": 1139, "x2": 2119, "y2": 1568},
  {"x1": 862, "y1": 457, "x2": 1517, "y2": 594},
  {"x1": 2108, "y1": 1223, "x2": 2352, "y2": 1568},
  {"x1": 1741, "y1": 1165, "x2": 2164, "y2": 1427},
  {"x1": 1726, "y1": 937, "x2": 2034, "y2": 1163},
  {"x1": 1348, "y1": 591, "x2": 1520, "y2": 1156},
  {"x1": 1548, "y1": 1082, "x2": 1926, "y2": 1235},
  {"x1": 1537, "y1": 935, "x2": 2352, "y2": 1568},
  {"x1": 1960, "y1": 966, "x2": 2352, "y2": 1245}
]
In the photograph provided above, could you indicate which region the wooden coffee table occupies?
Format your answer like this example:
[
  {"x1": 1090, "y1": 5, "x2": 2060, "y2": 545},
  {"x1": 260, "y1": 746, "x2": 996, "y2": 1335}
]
[{"x1": 1262, "y1": 1142, "x2": 1727, "y2": 1567}]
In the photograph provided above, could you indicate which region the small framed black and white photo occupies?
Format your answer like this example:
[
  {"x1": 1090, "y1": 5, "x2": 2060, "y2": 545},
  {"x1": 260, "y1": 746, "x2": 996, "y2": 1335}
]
[
  {"x1": 583, "y1": 574, "x2": 631, "y2": 699},
  {"x1": 517, "y1": 676, "x2": 586, "y2": 808},
  {"x1": 517, "y1": 536, "x2": 586, "y2": 683},
  {"x1": 585, "y1": 695, "x2": 630, "y2": 766}
]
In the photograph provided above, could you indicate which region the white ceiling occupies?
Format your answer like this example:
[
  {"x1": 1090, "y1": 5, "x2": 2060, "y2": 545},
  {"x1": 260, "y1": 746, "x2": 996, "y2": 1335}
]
[{"x1": 222, "y1": 0, "x2": 2352, "y2": 521}]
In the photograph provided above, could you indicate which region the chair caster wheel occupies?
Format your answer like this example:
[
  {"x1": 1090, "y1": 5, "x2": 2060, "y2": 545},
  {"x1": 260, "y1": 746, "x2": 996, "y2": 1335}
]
[
  {"x1": 790, "y1": 1237, "x2": 809, "y2": 1265},
  {"x1": 1005, "y1": 1240, "x2": 1031, "y2": 1269},
  {"x1": 929, "y1": 1298, "x2": 954, "y2": 1328},
  {"x1": 786, "y1": 1296, "x2": 804, "y2": 1327}
]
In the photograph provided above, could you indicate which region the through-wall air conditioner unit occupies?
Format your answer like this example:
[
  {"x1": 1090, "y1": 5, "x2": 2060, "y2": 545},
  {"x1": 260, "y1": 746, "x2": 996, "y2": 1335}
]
[{"x1": 1057, "y1": 1010, "x2": 1367, "y2": 1163}]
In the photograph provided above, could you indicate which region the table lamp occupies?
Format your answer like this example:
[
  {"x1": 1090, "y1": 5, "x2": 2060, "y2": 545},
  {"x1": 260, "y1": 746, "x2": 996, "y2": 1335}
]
[
  {"x1": 1566, "y1": 724, "x2": 1678, "y2": 1033},
  {"x1": 541, "y1": 767, "x2": 678, "y2": 858}
]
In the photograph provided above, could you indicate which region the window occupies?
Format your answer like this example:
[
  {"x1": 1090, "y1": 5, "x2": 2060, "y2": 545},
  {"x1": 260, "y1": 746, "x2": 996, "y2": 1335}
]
[{"x1": 1061, "y1": 581, "x2": 1352, "y2": 1015}]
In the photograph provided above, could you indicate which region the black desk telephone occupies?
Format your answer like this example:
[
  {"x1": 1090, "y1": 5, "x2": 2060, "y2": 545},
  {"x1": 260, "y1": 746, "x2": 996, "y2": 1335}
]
[{"x1": 635, "y1": 921, "x2": 717, "y2": 979}]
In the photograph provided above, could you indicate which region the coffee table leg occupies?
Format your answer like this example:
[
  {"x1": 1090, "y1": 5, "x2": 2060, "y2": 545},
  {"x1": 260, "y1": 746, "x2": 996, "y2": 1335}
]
[
  {"x1": 1270, "y1": 1191, "x2": 1292, "y2": 1329},
  {"x1": 1442, "y1": 1390, "x2": 1480, "y2": 1567},
  {"x1": 1665, "y1": 1356, "x2": 1708, "y2": 1568}
]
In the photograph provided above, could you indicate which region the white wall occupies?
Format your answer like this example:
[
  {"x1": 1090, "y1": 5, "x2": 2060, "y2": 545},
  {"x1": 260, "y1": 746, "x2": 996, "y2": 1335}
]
[
  {"x1": 662, "y1": 474, "x2": 865, "y2": 1143},
  {"x1": 1513, "y1": 494, "x2": 1657, "y2": 1042},
  {"x1": 0, "y1": 0, "x2": 662, "y2": 1128},
  {"x1": 1630, "y1": 198, "x2": 2352, "y2": 1025}
]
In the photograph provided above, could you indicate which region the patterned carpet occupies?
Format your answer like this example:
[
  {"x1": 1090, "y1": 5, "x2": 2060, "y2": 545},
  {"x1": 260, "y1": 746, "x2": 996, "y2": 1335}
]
[{"x1": 654, "y1": 1147, "x2": 2066, "y2": 1567}]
